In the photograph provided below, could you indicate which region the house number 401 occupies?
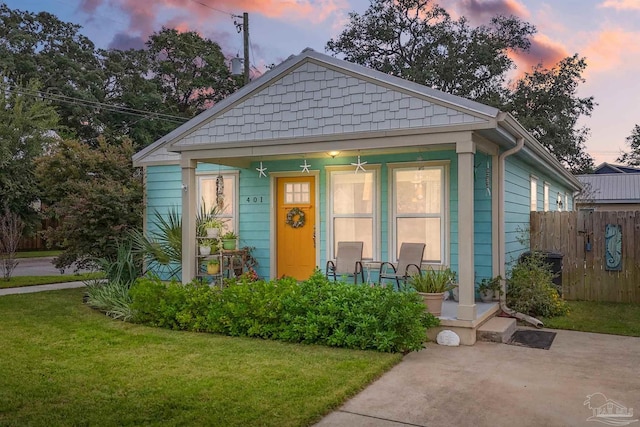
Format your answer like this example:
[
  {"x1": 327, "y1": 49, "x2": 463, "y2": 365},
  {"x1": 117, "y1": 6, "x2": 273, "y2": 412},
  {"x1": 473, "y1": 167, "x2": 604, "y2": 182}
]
[{"x1": 246, "y1": 197, "x2": 264, "y2": 203}]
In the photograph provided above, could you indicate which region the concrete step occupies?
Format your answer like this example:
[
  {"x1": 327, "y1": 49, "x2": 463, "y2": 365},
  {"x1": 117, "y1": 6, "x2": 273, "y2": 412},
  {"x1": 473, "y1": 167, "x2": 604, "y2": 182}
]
[{"x1": 477, "y1": 317, "x2": 517, "y2": 343}]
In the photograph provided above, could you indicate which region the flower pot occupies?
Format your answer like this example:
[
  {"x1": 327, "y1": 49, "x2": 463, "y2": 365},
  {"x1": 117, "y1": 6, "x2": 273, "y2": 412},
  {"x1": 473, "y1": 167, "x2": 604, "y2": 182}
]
[
  {"x1": 479, "y1": 289, "x2": 494, "y2": 303},
  {"x1": 207, "y1": 263, "x2": 220, "y2": 275},
  {"x1": 206, "y1": 228, "x2": 219, "y2": 238},
  {"x1": 199, "y1": 245, "x2": 211, "y2": 256},
  {"x1": 222, "y1": 239, "x2": 236, "y2": 250},
  {"x1": 451, "y1": 286, "x2": 459, "y2": 302},
  {"x1": 419, "y1": 292, "x2": 444, "y2": 316}
]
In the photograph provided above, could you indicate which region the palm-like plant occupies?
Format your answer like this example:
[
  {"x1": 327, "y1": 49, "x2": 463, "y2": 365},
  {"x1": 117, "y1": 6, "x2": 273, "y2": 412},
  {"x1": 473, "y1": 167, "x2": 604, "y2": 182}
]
[{"x1": 130, "y1": 204, "x2": 221, "y2": 279}]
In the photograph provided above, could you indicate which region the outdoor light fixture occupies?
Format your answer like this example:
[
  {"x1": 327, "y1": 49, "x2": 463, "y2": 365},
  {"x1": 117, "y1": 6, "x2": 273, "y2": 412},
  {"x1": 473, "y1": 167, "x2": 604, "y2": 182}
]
[
  {"x1": 181, "y1": 184, "x2": 188, "y2": 192},
  {"x1": 328, "y1": 151, "x2": 340, "y2": 158}
]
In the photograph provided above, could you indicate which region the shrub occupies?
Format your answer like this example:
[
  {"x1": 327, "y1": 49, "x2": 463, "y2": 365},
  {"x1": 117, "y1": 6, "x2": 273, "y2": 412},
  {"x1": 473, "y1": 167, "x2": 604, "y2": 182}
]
[
  {"x1": 507, "y1": 252, "x2": 569, "y2": 318},
  {"x1": 84, "y1": 240, "x2": 141, "y2": 321},
  {"x1": 129, "y1": 270, "x2": 438, "y2": 353}
]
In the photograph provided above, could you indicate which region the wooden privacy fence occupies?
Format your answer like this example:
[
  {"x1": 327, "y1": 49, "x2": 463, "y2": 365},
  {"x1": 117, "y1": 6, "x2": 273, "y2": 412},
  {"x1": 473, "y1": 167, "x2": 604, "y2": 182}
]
[{"x1": 530, "y1": 211, "x2": 640, "y2": 303}]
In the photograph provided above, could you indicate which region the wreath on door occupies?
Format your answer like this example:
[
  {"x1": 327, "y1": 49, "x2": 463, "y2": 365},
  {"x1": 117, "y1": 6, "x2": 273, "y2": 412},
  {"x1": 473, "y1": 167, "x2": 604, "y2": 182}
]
[{"x1": 285, "y1": 207, "x2": 305, "y2": 228}]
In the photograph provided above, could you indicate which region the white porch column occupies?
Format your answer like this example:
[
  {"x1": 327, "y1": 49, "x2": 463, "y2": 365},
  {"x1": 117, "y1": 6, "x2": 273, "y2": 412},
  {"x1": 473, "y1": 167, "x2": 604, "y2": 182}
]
[
  {"x1": 456, "y1": 140, "x2": 477, "y2": 321},
  {"x1": 181, "y1": 159, "x2": 197, "y2": 284}
]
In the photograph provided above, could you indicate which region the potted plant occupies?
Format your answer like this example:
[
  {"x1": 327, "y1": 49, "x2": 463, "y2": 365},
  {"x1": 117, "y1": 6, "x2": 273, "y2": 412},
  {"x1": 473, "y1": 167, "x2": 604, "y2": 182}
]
[
  {"x1": 206, "y1": 258, "x2": 220, "y2": 275},
  {"x1": 199, "y1": 239, "x2": 214, "y2": 256},
  {"x1": 221, "y1": 231, "x2": 238, "y2": 250},
  {"x1": 477, "y1": 276, "x2": 502, "y2": 303},
  {"x1": 204, "y1": 219, "x2": 223, "y2": 238},
  {"x1": 408, "y1": 267, "x2": 456, "y2": 316}
]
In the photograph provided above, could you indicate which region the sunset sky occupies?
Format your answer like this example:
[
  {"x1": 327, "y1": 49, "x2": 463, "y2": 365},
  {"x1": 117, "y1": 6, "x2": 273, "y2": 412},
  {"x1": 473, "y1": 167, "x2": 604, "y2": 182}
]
[{"x1": 5, "y1": 0, "x2": 640, "y2": 165}]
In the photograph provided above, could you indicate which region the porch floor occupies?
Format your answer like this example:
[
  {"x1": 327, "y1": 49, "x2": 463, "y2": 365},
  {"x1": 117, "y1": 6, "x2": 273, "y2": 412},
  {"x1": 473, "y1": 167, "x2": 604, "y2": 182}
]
[{"x1": 439, "y1": 300, "x2": 499, "y2": 321}]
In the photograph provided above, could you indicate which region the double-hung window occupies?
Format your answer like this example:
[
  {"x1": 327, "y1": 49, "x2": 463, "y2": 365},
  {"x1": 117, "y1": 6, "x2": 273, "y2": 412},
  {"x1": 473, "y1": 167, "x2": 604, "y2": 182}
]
[
  {"x1": 328, "y1": 167, "x2": 378, "y2": 260},
  {"x1": 197, "y1": 172, "x2": 238, "y2": 232},
  {"x1": 391, "y1": 163, "x2": 447, "y2": 264}
]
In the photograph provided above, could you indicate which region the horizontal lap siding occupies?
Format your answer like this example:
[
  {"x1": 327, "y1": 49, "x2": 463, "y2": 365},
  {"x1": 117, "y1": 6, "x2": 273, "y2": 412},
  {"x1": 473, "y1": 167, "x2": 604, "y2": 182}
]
[{"x1": 505, "y1": 155, "x2": 579, "y2": 271}]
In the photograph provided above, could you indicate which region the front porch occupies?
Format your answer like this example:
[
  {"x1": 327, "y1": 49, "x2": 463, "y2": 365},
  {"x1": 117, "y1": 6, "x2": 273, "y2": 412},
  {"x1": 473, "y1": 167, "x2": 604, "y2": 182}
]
[{"x1": 428, "y1": 300, "x2": 501, "y2": 345}]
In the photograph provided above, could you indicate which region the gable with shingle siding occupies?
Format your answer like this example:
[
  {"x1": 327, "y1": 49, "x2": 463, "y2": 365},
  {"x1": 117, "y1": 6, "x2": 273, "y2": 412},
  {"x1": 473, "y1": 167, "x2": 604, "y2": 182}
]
[{"x1": 171, "y1": 61, "x2": 489, "y2": 148}]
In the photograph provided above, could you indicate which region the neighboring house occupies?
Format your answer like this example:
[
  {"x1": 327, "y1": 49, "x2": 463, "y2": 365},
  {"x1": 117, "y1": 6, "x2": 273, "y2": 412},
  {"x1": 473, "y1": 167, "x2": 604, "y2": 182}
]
[
  {"x1": 577, "y1": 163, "x2": 640, "y2": 211},
  {"x1": 133, "y1": 48, "x2": 580, "y2": 344}
]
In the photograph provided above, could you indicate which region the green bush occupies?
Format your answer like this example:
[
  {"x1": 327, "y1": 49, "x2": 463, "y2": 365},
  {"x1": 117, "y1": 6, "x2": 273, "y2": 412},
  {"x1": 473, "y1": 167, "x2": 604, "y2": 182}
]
[
  {"x1": 507, "y1": 252, "x2": 569, "y2": 318},
  {"x1": 84, "y1": 240, "x2": 141, "y2": 321},
  {"x1": 129, "y1": 271, "x2": 438, "y2": 353}
]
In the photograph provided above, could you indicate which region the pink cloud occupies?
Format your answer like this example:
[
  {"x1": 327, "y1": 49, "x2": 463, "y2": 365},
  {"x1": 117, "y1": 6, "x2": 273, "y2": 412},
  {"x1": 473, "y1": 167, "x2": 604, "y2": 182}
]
[
  {"x1": 511, "y1": 34, "x2": 568, "y2": 73},
  {"x1": 441, "y1": 0, "x2": 530, "y2": 23},
  {"x1": 582, "y1": 29, "x2": 640, "y2": 74},
  {"x1": 599, "y1": 0, "x2": 640, "y2": 10}
]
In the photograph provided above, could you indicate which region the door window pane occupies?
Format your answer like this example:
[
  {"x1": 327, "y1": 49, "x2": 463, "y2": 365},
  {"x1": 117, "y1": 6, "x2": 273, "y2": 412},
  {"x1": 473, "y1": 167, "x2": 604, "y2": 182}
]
[{"x1": 285, "y1": 182, "x2": 309, "y2": 204}]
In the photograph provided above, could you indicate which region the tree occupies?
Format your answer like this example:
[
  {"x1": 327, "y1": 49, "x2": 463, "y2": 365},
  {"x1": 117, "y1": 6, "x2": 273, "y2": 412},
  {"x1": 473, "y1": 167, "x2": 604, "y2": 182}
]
[
  {"x1": 0, "y1": 4, "x2": 105, "y2": 141},
  {"x1": 326, "y1": 0, "x2": 534, "y2": 104},
  {"x1": 505, "y1": 55, "x2": 595, "y2": 174},
  {"x1": 616, "y1": 125, "x2": 640, "y2": 167},
  {"x1": 98, "y1": 48, "x2": 182, "y2": 150},
  {"x1": 327, "y1": 0, "x2": 595, "y2": 172},
  {"x1": 0, "y1": 206, "x2": 25, "y2": 280},
  {"x1": 146, "y1": 28, "x2": 241, "y2": 117},
  {"x1": 0, "y1": 80, "x2": 59, "y2": 226},
  {"x1": 35, "y1": 138, "x2": 143, "y2": 269}
]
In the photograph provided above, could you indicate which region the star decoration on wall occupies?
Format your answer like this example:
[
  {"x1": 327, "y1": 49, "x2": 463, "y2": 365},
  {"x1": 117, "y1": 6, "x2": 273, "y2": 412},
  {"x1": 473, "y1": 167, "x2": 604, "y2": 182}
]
[
  {"x1": 300, "y1": 159, "x2": 311, "y2": 174},
  {"x1": 256, "y1": 161, "x2": 267, "y2": 178},
  {"x1": 351, "y1": 155, "x2": 367, "y2": 173}
]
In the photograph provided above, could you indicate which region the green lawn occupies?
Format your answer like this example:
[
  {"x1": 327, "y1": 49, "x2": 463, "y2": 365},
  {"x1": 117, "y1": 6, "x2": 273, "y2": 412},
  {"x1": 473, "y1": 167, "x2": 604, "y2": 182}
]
[
  {"x1": 542, "y1": 301, "x2": 640, "y2": 337},
  {"x1": 0, "y1": 288, "x2": 402, "y2": 426},
  {"x1": 0, "y1": 273, "x2": 102, "y2": 289},
  {"x1": 15, "y1": 250, "x2": 63, "y2": 258}
]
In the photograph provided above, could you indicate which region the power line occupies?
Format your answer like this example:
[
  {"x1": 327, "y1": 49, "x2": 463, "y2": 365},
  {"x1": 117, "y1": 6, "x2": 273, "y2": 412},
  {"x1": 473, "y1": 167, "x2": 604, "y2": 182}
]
[
  {"x1": 5, "y1": 85, "x2": 188, "y2": 124},
  {"x1": 186, "y1": 0, "x2": 235, "y2": 17}
]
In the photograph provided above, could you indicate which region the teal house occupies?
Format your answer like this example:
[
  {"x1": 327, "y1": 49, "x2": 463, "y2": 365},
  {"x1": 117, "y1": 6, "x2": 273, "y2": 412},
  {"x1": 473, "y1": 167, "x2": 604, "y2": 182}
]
[{"x1": 133, "y1": 49, "x2": 580, "y2": 344}]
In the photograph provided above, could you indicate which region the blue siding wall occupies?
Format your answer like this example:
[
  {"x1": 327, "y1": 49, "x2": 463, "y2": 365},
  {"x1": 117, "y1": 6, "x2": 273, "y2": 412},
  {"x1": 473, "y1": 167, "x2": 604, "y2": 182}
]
[
  {"x1": 144, "y1": 149, "x2": 503, "y2": 282},
  {"x1": 504, "y1": 155, "x2": 576, "y2": 270}
]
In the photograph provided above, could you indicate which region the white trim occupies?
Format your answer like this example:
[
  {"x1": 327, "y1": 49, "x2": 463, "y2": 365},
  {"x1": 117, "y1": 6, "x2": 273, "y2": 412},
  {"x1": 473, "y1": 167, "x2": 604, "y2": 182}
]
[
  {"x1": 530, "y1": 175, "x2": 538, "y2": 212},
  {"x1": 387, "y1": 160, "x2": 450, "y2": 265},
  {"x1": 325, "y1": 165, "x2": 381, "y2": 262},
  {"x1": 543, "y1": 182, "x2": 550, "y2": 212},
  {"x1": 269, "y1": 170, "x2": 320, "y2": 279}
]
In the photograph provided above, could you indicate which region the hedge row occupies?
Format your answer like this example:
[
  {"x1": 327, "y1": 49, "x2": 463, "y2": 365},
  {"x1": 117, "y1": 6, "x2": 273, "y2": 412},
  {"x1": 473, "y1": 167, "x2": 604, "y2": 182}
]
[{"x1": 129, "y1": 271, "x2": 439, "y2": 353}]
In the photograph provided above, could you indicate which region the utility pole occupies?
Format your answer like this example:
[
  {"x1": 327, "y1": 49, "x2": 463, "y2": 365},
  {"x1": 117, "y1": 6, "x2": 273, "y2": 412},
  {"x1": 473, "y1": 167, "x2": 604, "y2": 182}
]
[{"x1": 243, "y1": 12, "x2": 249, "y2": 85}]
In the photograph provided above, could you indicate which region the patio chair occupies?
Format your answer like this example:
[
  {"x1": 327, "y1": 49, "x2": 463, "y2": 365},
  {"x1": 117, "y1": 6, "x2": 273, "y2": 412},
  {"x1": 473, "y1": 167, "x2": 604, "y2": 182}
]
[
  {"x1": 326, "y1": 241, "x2": 365, "y2": 284},
  {"x1": 378, "y1": 243, "x2": 426, "y2": 287}
]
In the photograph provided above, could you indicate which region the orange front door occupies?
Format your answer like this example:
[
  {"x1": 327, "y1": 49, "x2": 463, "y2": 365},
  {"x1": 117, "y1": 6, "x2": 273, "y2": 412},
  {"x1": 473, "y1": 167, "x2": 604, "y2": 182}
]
[{"x1": 276, "y1": 176, "x2": 316, "y2": 280}]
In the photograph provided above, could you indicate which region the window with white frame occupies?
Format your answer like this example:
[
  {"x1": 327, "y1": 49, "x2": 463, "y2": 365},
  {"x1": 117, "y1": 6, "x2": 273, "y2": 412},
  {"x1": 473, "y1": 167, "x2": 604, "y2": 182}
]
[
  {"x1": 328, "y1": 167, "x2": 377, "y2": 260},
  {"x1": 391, "y1": 163, "x2": 446, "y2": 264},
  {"x1": 565, "y1": 193, "x2": 569, "y2": 211},
  {"x1": 530, "y1": 176, "x2": 538, "y2": 211},
  {"x1": 557, "y1": 192, "x2": 564, "y2": 211},
  {"x1": 197, "y1": 173, "x2": 238, "y2": 232},
  {"x1": 543, "y1": 182, "x2": 550, "y2": 212}
]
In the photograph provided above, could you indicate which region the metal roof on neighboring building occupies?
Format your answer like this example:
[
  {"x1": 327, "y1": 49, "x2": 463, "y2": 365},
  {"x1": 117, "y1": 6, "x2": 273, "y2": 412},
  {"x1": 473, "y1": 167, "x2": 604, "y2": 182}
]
[{"x1": 576, "y1": 173, "x2": 640, "y2": 203}]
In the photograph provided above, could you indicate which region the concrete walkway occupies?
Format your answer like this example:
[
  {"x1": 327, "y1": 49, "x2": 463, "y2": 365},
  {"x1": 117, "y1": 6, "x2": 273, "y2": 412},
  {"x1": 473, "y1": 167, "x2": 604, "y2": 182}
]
[
  {"x1": 316, "y1": 329, "x2": 640, "y2": 427},
  {"x1": 0, "y1": 281, "x2": 86, "y2": 296}
]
